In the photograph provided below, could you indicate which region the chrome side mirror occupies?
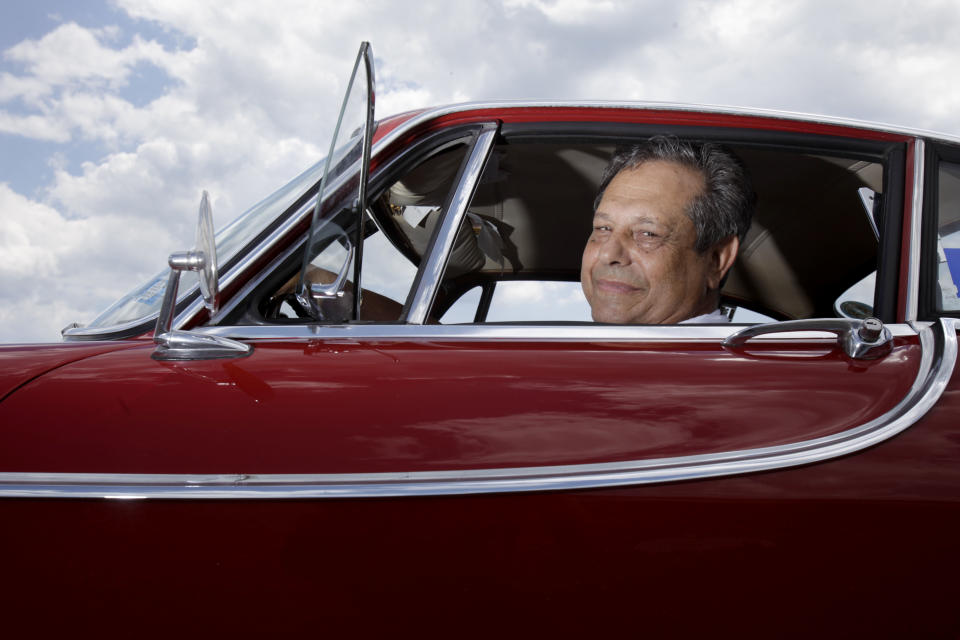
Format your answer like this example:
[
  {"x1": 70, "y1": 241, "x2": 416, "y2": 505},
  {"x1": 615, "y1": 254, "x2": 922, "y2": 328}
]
[{"x1": 152, "y1": 192, "x2": 252, "y2": 361}]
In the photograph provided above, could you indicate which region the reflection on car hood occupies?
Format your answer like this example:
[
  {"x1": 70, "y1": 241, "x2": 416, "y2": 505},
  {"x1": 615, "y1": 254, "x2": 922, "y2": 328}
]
[{"x1": 0, "y1": 342, "x2": 143, "y2": 403}]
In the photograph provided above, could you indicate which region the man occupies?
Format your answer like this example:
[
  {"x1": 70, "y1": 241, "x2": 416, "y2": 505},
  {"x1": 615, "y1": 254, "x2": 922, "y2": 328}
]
[{"x1": 581, "y1": 136, "x2": 754, "y2": 324}]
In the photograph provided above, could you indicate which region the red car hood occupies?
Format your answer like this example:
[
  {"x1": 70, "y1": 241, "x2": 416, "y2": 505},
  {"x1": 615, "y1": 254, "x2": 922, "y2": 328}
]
[{"x1": 0, "y1": 341, "x2": 142, "y2": 402}]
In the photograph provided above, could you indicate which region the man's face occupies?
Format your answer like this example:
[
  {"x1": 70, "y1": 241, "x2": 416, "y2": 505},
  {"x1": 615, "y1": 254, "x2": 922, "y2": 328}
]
[{"x1": 581, "y1": 160, "x2": 730, "y2": 324}]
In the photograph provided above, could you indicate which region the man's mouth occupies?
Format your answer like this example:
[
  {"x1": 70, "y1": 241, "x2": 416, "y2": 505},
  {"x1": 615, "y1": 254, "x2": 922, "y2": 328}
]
[{"x1": 594, "y1": 278, "x2": 643, "y2": 294}]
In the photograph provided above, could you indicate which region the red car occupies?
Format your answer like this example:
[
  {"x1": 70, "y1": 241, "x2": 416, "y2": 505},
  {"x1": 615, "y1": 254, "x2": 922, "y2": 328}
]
[{"x1": 3, "y1": 43, "x2": 959, "y2": 636}]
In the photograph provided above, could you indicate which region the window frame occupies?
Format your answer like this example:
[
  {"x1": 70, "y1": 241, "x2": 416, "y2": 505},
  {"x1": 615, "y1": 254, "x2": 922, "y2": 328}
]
[
  {"x1": 214, "y1": 123, "x2": 498, "y2": 327},
  {"x1": 215, "y1": 119, "x2": 908, "y2": 332},
  {"x1": 919, "y1": 139, "x2": 960, "y2": 320}
]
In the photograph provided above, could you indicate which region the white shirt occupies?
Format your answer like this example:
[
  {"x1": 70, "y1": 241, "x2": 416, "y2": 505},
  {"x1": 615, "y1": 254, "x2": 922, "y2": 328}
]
[{"x1": 680, "y1": 308, "x2": 730, "y2": 324}]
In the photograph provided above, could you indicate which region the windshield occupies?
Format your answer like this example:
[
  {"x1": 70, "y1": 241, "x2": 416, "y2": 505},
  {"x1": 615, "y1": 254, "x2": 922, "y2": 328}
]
[
  {"x1": 85, "y1": 43, "x2": 376, "y2": 333},
  {"x1": 84, "y1": 157, "x2": 328, "y2": 329}
]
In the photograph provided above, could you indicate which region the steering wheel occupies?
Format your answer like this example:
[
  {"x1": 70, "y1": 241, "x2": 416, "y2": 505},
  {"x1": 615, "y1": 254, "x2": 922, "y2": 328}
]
[{"x1": 264, "y1": 292, "x2": 314, "y2": 319}]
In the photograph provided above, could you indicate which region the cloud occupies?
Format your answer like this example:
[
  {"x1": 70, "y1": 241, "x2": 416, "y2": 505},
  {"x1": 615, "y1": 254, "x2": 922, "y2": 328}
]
[
  {"x1": 3, "y1": 22, "x2": 169, "y2": 90},
  {"x1": 0, "y1": 110, "x2": 69, "y2": 141},
  {"x1": 0, "y1": 182, "x2": 177, "y2": 342},
  {"x1": 2, "y1": 0, "x2": 960, "y2": 342}
]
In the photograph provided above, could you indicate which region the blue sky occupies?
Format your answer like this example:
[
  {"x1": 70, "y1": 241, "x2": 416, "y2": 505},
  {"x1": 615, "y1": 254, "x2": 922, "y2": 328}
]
[
  {"x1": 2, "y1": 0, "x2": 960, "y2": 342},
  {"x1": 0, "y1": 2, "x2": 184, "y2": 196}
]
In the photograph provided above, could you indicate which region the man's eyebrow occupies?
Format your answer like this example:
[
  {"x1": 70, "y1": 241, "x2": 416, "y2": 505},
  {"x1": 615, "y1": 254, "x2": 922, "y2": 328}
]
[
  {"x1": 623, "y1": 214, "x2": 667, "y2": 226},
  {"x1": 592, "y1": 211, "x2": 670, "y2": 228}
]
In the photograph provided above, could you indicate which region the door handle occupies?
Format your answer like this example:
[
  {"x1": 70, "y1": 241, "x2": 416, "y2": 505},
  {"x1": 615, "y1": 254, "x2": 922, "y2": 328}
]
[{"x1": 723, "y1": 317, "x2": 893, "y2": 360}]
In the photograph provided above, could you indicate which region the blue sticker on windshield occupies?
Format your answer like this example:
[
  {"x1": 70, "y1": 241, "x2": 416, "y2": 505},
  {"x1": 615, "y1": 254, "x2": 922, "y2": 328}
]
[
  {"x1": 135, "y1": 278, "x2": 166, "y2": 305},
  {"x1": 944, "y1": 248, "x2": 960, "y2": 296}
]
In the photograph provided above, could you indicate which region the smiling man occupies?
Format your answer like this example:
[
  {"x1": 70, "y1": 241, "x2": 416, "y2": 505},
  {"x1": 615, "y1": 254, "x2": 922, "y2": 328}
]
[{"x1": 581, "y1": 137, "x2": 754, "y2": 324}]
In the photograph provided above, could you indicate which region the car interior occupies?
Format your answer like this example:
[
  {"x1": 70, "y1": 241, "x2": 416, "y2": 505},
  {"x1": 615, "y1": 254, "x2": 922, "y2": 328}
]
[{"x1": 243, "y1": 129, "x2": 886, "y2": 326}]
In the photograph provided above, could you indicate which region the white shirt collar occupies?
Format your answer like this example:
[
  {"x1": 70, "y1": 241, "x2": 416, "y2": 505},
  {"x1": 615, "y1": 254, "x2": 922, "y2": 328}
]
[{"x1": 680, "y1": 308, "x2": 730, "y2": 324}]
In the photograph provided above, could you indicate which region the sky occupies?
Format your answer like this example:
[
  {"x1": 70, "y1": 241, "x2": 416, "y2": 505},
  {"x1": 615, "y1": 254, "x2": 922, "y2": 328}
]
[{"x1": 2, "y1": 0, "x2": 960, "y2": 342}]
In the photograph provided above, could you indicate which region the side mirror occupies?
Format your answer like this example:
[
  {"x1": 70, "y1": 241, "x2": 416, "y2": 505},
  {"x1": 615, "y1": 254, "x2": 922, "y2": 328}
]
[
  {"x1": 194, "y1": 190, "x2": 219, "y2": 310},
  {"x1": 152, "y1": 192, "x2": 251, "y2": 361}
]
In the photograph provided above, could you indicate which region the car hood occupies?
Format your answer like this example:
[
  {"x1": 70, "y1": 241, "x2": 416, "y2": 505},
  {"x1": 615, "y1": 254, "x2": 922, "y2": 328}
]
[{"x1": 0, "y1": 341, "x2": 143, "y2": 402}]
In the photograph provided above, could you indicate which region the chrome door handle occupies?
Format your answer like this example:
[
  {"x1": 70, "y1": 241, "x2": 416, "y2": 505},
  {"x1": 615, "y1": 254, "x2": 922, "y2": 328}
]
[{"x1": 723, "y1": 317, "x2": 893, "y2": 360}]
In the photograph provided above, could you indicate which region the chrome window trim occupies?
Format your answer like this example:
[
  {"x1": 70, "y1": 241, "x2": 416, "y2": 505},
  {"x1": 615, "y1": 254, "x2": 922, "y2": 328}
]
[
  {"x1": 192, "y1": 321, "x2": 919, "y2": 342},
  {"x1": 62, "y1": 310, "x2": 164, "y2": 341},
  {"x1": 406, "y1": 127, "x2": 498, "y2": 323},
  {"x1": 906, "y1": 138, "x2": 926, "y2": 322},
  {"x1": 2, "y1": 319, "x2": 949, "y2": 500}
]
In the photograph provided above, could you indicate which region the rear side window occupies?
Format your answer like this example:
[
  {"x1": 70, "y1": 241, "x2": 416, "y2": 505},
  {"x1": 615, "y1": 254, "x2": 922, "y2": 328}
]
[{"x1": 936, "y1": 161, "x2": 960, "y2": 312}]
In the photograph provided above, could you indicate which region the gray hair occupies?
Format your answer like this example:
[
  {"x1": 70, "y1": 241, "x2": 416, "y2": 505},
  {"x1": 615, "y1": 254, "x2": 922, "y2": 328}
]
[{"x1": 594, "y1": 136, "x2": 754, "y2": 253}]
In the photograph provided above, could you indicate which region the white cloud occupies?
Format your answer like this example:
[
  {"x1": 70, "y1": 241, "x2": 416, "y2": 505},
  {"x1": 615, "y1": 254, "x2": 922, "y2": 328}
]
[
  {"x1": 0, "y1": 182, "x2": 178, "y2": 342},
  {"x1": 0, "y1": 110, "x2": 70, "y2": 141},
  {"x1": 3, "y1": 22, "x2": 165, "y2": 89},
  {"x1": 0, "y1": 71, "x2": 53, "y2": 104},
  {"x1": 3, "y1": 0, "x2": 960, "y2": 342},
  {"x1": 503, "y1": 0, "x2": 620, "y2": 23}
]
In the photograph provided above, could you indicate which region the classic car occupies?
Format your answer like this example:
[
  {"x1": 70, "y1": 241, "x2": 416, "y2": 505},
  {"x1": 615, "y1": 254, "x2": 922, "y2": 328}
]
[{"x1": 2, "y1": 42, "x2": 960, "y2": 635}]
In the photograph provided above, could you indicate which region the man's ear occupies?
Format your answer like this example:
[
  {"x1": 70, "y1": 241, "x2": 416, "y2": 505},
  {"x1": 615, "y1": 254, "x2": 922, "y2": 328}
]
[{"x1": 706, "y1": 235, "x2": 739, "y2": 290}]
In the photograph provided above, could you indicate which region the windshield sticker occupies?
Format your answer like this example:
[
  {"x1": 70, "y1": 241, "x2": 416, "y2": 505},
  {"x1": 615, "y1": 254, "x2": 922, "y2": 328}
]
[{"x1": 135, "y1": 278, "x2": 167, "y2": 305}]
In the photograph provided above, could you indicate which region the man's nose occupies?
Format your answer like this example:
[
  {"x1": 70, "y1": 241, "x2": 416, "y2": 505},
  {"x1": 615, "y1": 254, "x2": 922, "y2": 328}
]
[{"x1": 598, "y1": 232, "x2": 631, "y2": 265}]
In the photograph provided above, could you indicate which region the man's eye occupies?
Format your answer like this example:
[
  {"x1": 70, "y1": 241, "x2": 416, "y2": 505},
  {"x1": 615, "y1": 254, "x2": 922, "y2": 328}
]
[
  {"x1": 593, "y1": 225, "x2": 611, "y2": 232},
  {"x1": 637, "y1": 230, "x2": 659, "y2": 239}
]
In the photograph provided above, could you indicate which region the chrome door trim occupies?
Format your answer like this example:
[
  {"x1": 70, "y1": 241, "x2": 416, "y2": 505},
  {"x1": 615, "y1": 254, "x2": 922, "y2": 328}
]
[
  {"x1": 192, "y1": 321, "x2": 919, "y2": 342},
  {"x1": 906, "y1": 137, "x2": 926, "y2": 322},
  {"x1": 405, "y1": 126, "x2": 498, "y2": 324},
  {"x1": 1, "y1": 319, "x2": 952, "y2": 500}
]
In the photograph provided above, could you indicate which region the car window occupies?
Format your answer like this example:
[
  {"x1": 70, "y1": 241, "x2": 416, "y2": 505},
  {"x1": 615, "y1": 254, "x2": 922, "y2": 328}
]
[
  {"x1": 440, "y1": 281, "x2": 592, "y2": 324},
  {"x1": 262, "y1": 142, "x2": 469, "y2": 323},
  {"x1": 438, "y1": 279, "x2": 777, "y2": 324},
  {"x1": 439, "y1": 285, "x2": 483, "y2": 323},
  {"x1": 487, "y1": 281, "x2": 592, "y2": 322},
  {"x1": 430, "y1": 141, "x2": 882, "y2": 325},
  {"x1": 936, "y1": 160, "x2": 960, "y2": 312}
]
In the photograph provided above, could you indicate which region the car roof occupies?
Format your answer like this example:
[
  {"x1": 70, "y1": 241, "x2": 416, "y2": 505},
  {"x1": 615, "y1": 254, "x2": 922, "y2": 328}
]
[{"x1": 374, "y1": 100, "x2": 960, "y2": 147}]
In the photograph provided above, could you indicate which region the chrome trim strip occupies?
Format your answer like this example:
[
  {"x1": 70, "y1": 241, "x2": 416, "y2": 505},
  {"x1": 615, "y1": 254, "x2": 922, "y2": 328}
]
[
  {"x1": 1, "y1": 320, "x2": 950, "y2": 500},
  {"x1": 62, "y1": 310, "x2": 162, "y2": 341},
  {"x1": 906, "y1": 138, "x2": 926, "y2": 322},
  {"x1": 405, "y1": 128, "x2": 498, "y2": 323},
  {"x1": 193, "y1": 321, "x2": 918, "y2": 342},
  {"x1": 351, "y1": 42, "x2": 376, "y2": 319}
]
